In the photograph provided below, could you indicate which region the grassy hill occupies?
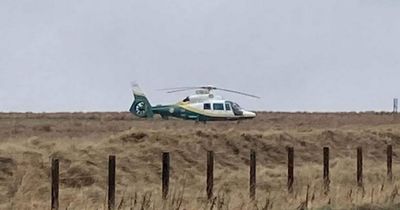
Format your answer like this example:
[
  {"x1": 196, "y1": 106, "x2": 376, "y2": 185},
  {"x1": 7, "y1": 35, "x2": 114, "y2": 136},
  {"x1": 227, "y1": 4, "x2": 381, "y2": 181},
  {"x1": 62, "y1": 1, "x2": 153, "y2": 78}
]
[{"x1": 1, "y1": 112, "x2": 400, "y2": 209}]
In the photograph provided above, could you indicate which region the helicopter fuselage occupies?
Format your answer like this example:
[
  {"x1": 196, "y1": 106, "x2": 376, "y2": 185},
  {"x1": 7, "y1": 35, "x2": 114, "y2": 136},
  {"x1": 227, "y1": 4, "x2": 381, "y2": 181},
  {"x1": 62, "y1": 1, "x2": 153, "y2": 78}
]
[{"x1": 151, "y1": 95, "x2": 256, "y2": 121}]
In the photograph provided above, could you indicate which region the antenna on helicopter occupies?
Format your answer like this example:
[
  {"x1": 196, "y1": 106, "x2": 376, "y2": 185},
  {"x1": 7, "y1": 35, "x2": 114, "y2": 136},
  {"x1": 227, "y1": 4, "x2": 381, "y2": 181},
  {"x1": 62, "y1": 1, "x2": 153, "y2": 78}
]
[{"x1": 158, "y1": 85, "x2": 260, "y2": 99}]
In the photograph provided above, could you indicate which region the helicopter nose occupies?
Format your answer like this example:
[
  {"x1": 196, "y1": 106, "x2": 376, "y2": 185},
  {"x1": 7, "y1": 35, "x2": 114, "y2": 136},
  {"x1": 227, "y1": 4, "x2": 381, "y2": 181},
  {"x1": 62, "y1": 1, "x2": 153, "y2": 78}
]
[{"x1": 243, "y1": 111, "x2": 256, "y2": 118}]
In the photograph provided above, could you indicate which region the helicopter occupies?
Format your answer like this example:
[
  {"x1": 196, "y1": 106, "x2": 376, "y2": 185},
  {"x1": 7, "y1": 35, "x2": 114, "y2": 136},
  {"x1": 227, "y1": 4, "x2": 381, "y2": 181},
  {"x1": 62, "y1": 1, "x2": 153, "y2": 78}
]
[{"x1": 129, "y1": 83, "x2": 259, "y2": 122}]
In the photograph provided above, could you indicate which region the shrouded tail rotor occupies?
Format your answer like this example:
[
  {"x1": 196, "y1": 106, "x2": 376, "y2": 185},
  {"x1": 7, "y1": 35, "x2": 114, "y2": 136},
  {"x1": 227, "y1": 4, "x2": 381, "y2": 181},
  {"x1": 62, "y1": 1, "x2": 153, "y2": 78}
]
[
  {"x1": 133, "y1": 101, "x2": 147, "y2": 117},
  {"x1": 129, "y1": 83, "x2": 153, "y2": 118}
]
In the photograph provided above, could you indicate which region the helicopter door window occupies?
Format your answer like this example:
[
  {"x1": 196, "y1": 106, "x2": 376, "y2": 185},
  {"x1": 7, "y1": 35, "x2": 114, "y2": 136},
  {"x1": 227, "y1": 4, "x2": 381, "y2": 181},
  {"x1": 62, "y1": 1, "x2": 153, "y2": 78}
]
[
  {"x1": 203, "y1": 103, "x2": 211, "y2": 110},
  {"x1": 212, "y1": 103, "x2": 224, "y2": 110},
  {"x1": 225, "y1": 103, "x2": 231, "y2": 111}
]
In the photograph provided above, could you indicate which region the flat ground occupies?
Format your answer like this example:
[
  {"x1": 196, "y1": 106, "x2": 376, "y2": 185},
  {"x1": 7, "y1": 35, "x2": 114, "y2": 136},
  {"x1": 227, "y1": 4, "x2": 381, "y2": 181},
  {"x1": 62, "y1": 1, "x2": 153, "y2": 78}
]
[{"x1": 1, "y1": 112, "x2": 400, "y2": 210}]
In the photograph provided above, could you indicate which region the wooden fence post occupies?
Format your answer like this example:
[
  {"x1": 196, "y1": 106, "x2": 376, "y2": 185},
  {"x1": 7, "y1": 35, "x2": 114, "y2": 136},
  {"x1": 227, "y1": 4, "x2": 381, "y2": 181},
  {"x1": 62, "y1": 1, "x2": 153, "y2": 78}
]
[
  {"x1": 287, "y1": 147, "x2": 294, "y2": 193},
  {"x1": 250, "y1": 150, "x2": 256, "y2": 200},
  {"x1": 323, "y1": 147, "x2": 330, "y2": 192},
  {"x1": 207, "y1": 151, "x2": 214, "y2": 200},
  {"x1": 108, "y1": 155, "x2": 116, "y2": 210},
  {"x1": 51, "y1": 158, "x2": 59, "y2": 210},
  {"x1": 357, "y1": 147, "x2": 363, "y2": 187},
  {"x1": 387, "y1": 145, "x2": 393, "y2": 181},
  {"x1": 162, "y1": 152, "x2": 170, "y2": 200}
]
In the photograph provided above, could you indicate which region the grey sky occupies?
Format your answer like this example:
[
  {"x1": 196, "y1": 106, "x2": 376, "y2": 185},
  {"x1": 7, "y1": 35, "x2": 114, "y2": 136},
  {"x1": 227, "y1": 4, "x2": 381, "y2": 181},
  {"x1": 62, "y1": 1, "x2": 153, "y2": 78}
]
[{"x1": 1, "y1": 0, "x2": 399, "y2": 112}]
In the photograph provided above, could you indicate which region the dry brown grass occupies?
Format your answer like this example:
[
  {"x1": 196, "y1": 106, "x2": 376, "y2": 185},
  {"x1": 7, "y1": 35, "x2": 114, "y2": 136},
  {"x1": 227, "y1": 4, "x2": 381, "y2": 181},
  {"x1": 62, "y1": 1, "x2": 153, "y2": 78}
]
[{"x1": 1, "y1": 112, "x2": 400, "y2": 209}]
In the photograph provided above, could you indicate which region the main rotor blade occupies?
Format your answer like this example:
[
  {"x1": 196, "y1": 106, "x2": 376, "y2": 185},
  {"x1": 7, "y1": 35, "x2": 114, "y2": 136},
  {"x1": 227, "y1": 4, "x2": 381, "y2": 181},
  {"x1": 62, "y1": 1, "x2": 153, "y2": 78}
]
[
  {"x1": 157, "y1": 86, "x2": 200, "y2": 91},
  {"x1": 158, "y1": 85, "x2": 260, "y2": 98},
  {"x1": 166, "y1": 88, "x2": 199, "y2": 93},
  {"x1": 217, "y1": 88, "x2": 260, "y2": 99},
  {"x1": 158, "y1": 85, "x2": 217, "y2": 91}
]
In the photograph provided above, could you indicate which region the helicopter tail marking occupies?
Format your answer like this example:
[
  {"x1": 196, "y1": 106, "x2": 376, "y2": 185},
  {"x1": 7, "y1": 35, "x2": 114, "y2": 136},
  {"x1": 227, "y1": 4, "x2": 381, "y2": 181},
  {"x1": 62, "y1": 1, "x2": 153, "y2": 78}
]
[{"x1": 129, "y1": 83, "x2": 154, "y2": 118}]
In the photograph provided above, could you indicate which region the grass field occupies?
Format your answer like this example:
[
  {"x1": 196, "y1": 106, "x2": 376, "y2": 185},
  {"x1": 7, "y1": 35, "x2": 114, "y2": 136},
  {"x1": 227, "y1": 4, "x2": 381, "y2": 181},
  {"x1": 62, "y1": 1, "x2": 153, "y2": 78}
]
[{"x1": 1, "y1": 112, "x2": 400, "y2": 209}]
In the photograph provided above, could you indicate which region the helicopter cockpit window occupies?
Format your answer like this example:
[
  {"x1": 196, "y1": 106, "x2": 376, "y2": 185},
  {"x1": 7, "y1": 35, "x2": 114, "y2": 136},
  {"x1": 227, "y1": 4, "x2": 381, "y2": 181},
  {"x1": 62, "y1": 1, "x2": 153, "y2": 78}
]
[
  {"x1": 182, "y1": 97, "x2": 190, "y2": 102},
  {"x1": 225, "y1": 103, "x2": 231, "y2": 111},
  {"x1": 230, "y1": 102, "x2": 243, "y2": 116},
  {"x1": 203, "y1": 103, "x2": 211, "y2": 110}
]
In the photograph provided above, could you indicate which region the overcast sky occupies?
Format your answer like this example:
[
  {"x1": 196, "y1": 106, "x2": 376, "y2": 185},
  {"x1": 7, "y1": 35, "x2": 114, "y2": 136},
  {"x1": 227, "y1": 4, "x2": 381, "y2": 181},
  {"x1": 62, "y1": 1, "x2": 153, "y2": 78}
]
[{"x1": 1, "y1": 0, "x2": 400, "y2": 112}]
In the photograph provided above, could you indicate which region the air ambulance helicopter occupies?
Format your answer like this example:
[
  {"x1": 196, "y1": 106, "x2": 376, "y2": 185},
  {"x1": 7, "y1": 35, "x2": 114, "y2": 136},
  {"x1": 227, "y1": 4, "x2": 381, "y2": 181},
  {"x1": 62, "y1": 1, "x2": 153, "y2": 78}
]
[{"x1": 129, "y1": 83, "x2": 259, "y2": 122}]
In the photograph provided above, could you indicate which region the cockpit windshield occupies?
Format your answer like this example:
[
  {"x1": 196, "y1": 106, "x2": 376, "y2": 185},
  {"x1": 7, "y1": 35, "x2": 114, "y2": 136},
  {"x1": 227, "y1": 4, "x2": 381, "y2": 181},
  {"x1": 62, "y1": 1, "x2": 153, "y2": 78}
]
[
  {"x1": 227, "y1": 101, "x2": 243, "y2": 116},
  {"x1": 231, "y1": 102, "x2": 241, "y2": 110}
]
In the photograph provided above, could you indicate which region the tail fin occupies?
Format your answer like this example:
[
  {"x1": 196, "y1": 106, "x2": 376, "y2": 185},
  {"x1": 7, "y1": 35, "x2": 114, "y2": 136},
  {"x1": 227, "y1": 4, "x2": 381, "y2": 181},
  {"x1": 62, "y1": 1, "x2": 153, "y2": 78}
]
[{"x1": 129, "y1": 83, "x2": 153, "y2": 118}]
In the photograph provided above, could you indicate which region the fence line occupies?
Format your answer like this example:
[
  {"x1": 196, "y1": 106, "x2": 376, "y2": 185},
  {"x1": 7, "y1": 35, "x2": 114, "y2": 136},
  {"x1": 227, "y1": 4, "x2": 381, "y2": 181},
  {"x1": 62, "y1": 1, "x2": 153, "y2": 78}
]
[
  {"x1": 43, "y1": 145, "x2": 396, "y2": 208},
  {"x1": 357, "y1": 147, "x2": 363, "y2": 187},
  {"x1": 51, "y1": 159, "x2": 59, "y2": 210},
  {"x1": 323, "y1": 147, "x2": 330, "y2": 193},
  {"x1": 206, "y1": 150, "x2": 214, "y2": 200},
  {"x1": 249, "y1": 149, "x2": 256, "y2": 200},
  {"x1": 162, "y1": 152, "x2": 170, "y2": 200},
  {"x1": 387, "y1": 145, "x2": 393, "y2": 181},
  {"x1": 287, "y1": 147, "x2": 294, "y2": 193},
  {"x1": 108, "y1": 155, "x2": 116, "y2": 210}
]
